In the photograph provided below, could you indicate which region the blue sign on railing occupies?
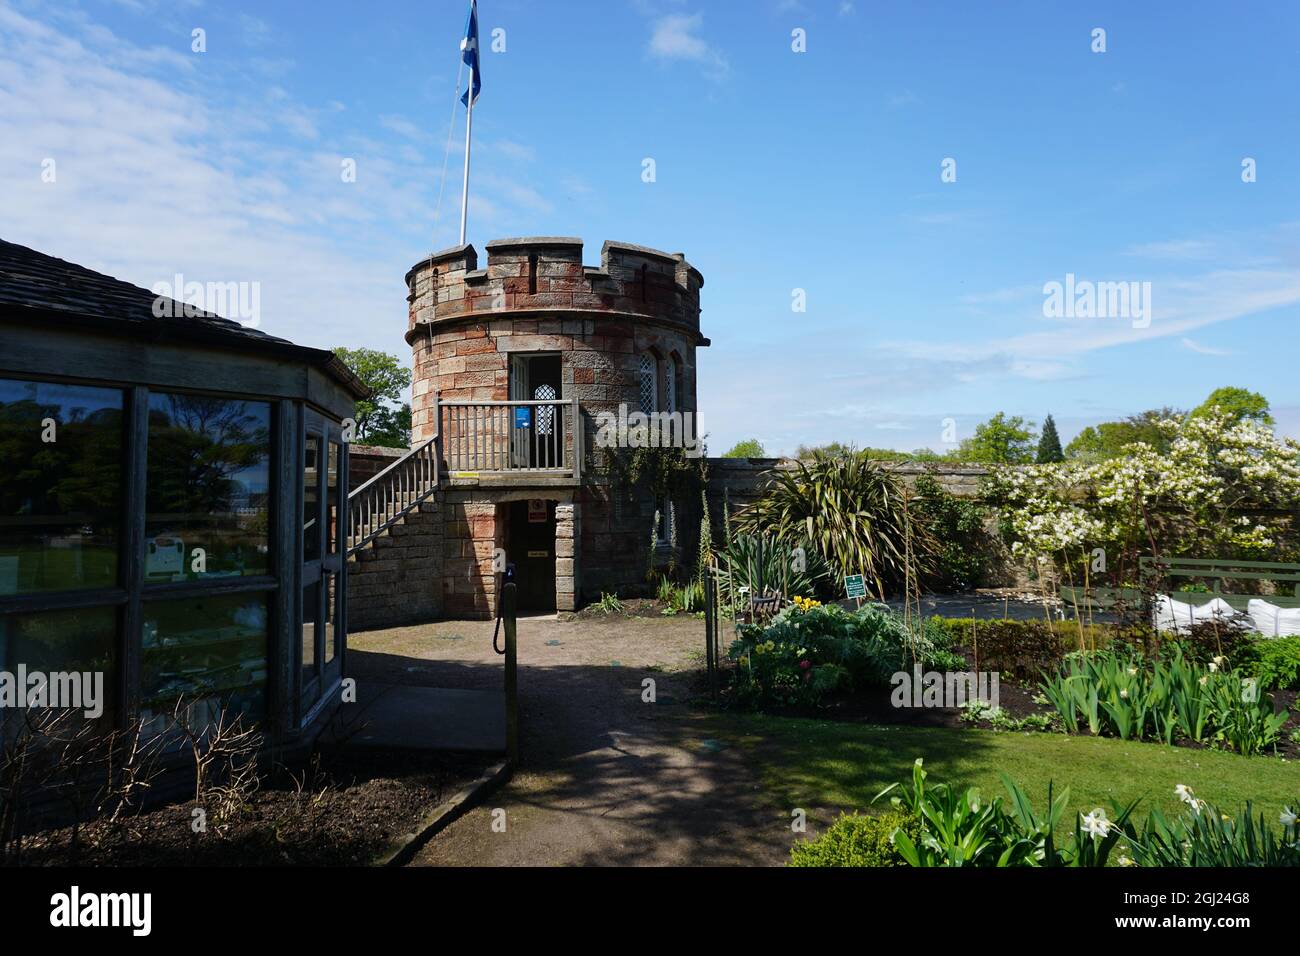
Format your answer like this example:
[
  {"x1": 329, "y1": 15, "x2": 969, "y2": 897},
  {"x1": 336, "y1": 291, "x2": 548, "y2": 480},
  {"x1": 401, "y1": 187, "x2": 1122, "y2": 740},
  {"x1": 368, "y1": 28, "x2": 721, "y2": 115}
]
[{"x1": 514, "y1": 406, "x2": 531, "y2": 428}]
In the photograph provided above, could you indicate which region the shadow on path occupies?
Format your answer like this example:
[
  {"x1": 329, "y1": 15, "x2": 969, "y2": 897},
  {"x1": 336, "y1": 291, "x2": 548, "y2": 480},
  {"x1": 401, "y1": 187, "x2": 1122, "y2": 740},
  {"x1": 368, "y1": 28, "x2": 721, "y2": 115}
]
[{"x1": 348, "y1": 617, "x2": 791, "y2": 866}]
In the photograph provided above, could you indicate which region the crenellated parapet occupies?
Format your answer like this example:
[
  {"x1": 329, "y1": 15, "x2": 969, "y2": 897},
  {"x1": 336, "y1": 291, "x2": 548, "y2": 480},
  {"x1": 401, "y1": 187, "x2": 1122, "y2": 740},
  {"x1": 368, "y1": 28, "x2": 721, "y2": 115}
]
[{"x1": 405, "y1": 237, "x2": 705, "y2": 344}]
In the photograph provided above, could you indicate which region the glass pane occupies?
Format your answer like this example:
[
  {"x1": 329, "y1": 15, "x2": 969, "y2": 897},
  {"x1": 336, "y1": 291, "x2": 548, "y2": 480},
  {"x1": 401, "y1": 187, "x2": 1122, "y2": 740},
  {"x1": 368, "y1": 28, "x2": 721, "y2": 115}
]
[
  {"x1": 141, "y1": 594, "x2": 267, "y2": 729},
  {"x1": 145, "y1": 394, "x2": 270, "y2": 582},
  {"x1": 323, "y1": 572, "x2": 336, "y2": 665},
  {"x1": 0, "y1": 379, "x2": 123, "y2": 594},
  {"x1": 0, "y1": 607, "x2": 117, "y2": 724},
  {"x1": 302, "y1": 581, "x2": 318, "y2": 686},
  {"x1": 304, "y1": 436, "x2": 320, "y2": 561},
  {"x1": 327, "y1": 442, "x2": 340, "y2": 556}
]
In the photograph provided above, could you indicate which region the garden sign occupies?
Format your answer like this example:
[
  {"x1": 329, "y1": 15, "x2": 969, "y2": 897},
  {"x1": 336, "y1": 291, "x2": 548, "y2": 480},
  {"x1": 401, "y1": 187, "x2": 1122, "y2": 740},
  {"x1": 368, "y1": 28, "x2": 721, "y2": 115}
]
[{"x1": 844, "y1": 574, "x2": 866, "y2": 600}]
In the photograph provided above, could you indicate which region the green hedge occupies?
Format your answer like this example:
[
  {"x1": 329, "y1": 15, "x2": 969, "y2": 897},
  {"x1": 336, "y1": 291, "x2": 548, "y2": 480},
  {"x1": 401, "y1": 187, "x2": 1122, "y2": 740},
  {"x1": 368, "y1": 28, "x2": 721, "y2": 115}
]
[
  {"x1": 1254, "y1": 636, "x2": 1300, "y2": 691},
  {"x1": 788, "y1": 810, "x2": 921, "y2": 867}
]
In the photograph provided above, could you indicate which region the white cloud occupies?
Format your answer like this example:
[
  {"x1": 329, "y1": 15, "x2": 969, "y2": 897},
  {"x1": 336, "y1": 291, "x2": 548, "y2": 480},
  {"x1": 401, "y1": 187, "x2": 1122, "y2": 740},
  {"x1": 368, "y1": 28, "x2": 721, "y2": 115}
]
[
  {"x1": 0, "y1": 4, "x2": 554, "y2": 356},
  {"x1": 648, "y1": 13, "x2": 728, "y2": 77}
]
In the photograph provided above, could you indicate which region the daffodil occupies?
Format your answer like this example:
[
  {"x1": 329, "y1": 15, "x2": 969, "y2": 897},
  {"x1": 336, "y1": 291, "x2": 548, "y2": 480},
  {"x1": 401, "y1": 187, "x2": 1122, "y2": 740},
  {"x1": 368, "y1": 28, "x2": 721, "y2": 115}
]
[{"x1": 1081, "y1": 808, "x2": 1111, "y2": 838}]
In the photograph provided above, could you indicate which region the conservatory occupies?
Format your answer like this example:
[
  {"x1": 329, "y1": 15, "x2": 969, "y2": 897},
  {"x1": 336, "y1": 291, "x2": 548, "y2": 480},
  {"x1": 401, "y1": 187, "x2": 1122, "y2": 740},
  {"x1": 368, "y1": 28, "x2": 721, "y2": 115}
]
[{"x1": 0, "y1": 239, "x2": 366, "y2": 742}]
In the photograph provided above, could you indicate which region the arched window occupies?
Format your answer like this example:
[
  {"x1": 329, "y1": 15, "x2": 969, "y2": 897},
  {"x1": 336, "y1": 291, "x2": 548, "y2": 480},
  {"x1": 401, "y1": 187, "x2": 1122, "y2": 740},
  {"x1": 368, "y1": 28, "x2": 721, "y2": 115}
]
[{"x1": 638, "y1": 351, "x2": 658, "y2": 415}]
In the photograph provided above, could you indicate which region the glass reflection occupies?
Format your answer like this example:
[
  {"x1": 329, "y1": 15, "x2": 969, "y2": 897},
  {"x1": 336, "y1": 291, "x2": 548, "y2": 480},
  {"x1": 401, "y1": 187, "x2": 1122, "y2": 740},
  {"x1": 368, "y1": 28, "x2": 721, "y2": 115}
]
[
  {"x1": 141, "y1": 594, "x2": 266, "y2": 728},
  {"x1": 145, "y1": 393, "x2": 270, "y2": 582},
  {"x1": 0, "y1": 379, "x2": 123, "y2": 594}
]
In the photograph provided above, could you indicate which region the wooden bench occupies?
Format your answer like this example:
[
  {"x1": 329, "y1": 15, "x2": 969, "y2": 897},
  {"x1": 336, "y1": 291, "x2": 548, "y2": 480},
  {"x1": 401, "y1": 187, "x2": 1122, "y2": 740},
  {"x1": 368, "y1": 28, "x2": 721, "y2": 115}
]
[{"x1": 1062, "y1": 556, "x2": 1300, "y2": 611}]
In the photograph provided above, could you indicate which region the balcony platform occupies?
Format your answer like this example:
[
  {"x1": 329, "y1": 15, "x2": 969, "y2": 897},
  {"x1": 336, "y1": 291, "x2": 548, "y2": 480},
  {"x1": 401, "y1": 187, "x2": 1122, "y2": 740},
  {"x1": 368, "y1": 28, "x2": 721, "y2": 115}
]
[{"x1": 443, "y1": 470, "x2": 582, "y2": 489}]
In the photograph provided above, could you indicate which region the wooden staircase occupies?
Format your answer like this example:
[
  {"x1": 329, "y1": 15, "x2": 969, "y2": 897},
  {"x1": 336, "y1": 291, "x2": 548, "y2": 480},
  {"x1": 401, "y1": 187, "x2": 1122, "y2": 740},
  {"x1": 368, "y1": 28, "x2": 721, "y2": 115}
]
[{"x1": 347, "y1": 434, "x2": 440, "y2": 555}]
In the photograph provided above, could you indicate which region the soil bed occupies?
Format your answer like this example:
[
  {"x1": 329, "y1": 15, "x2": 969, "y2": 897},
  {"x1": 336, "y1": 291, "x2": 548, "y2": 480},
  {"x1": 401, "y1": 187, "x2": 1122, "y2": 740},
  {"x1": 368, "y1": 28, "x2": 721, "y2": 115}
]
[{"x1": 13, "y1": 749, "x2": 491, "y2": 867}]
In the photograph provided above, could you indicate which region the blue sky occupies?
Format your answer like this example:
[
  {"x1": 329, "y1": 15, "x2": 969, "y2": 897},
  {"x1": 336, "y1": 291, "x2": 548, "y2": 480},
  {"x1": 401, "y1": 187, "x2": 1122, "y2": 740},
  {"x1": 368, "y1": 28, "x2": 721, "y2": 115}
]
[{"x1": 2, "y1": 0, "x2": 1298, "y2": 455}]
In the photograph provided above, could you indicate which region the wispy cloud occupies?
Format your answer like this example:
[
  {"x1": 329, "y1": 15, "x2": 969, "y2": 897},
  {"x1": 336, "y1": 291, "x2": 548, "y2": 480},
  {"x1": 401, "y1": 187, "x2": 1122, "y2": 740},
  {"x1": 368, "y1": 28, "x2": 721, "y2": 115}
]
[
  {"x1": 0, "y1": 4, "x2": 553, "y2": 354},
  {"x1": 1124, "y1": 238, "x2": 1217, "y2": 260},
  {"x1": 1180, "y1": 337, "x2": 1233, "y2": 356},
  {"x1": 648, "y1": 13, "x2": 728, "y2": 78}
]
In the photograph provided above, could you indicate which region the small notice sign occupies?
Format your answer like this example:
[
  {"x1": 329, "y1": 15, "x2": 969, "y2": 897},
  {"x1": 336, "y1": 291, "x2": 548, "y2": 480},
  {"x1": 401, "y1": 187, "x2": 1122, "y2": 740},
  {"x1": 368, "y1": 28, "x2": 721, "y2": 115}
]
[
  {"x1": 528, "y1": 499, "x2": 548, "y2": 523},
  {"x1": 527, "y1": 549, "x2": 548, "y2": 559},
  {"x1": 844, "y1": 574, "x2": 866, "y2": 599},
  {"x1": 514, "y1": 406, "x2": 531, "y2": 428}
]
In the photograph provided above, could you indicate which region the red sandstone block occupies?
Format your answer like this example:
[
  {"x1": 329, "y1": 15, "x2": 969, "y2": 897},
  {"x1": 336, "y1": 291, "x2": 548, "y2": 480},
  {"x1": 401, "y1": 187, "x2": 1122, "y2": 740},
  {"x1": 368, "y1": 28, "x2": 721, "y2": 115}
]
[
  {"x1": 455, "y1": 339, "x2": 496, "y2": 355},
  {"x1": 571, "y1": 292, "x2": 614, "y2": 310},
  {"x1": 573, "y1": 368, "x2": 595, "y2": 384},
  {"x1": 527, "y1": 293, "x2": 573, "y2": 308},
  {"x1": 539, "y1": 261, "x2": 584, "y2": 278},
  {"x1": 464, "y1": 353, "x2": 506, "y2": 372}
]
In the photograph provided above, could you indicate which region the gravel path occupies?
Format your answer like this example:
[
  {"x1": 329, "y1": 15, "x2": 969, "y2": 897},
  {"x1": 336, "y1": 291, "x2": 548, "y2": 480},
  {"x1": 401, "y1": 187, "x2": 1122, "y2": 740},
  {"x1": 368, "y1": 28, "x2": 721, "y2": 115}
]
[{"x1": 347, "y1": 614, "x2": 791, "y2": 866}]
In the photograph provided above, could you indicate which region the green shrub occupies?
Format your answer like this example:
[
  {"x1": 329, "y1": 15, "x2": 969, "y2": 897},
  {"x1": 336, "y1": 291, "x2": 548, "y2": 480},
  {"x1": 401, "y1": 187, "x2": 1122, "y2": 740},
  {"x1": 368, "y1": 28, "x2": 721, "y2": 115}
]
[
  {"x1": 928, "y1": 617, "x2": 1076, "y2": 683},
  {"x1": 1126, "y1": 785, "x2": 1300, "y2": 867},
  {"x1": 789, "y1": 810, "x2": 920, "y2": 867},
  {"x1": 714, "y1": 533, "x2": 830, "y2": 608},
  {"x1": 870, "y1": 761, "x2": 1299, "y2": 867},
  {"x1": 734, "y1": 453, "x2": 933, "y2": 599},
  {"x1": 727, "y1": 603, "x2": 958, "y2": 709},
  {"x1": 911, "y1": 475, "x2": 992, "y2": 591},
  {"x1": 1254, "y1": 636, "x2": 1300, "y2": 691},
  {"x1": 1037, "y1": 645, "x2": 1290, "y2": 754},
  {"x1": 876, "y1": 758, "x2": 1136, "y2": 867}
]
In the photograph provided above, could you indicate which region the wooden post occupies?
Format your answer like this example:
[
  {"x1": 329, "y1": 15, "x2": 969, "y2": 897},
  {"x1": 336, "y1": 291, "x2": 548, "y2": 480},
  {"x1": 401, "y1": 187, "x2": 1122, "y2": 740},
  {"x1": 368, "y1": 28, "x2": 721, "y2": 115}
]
[
  {"x1": 705, "y1": 566, "x2": 716, "y2": 698},
  {"x1": 571, "y1": 395, "x2": 581, "y2": 480},
  {"x1": 503, "y1": 581, "x2": 519, "y2": 764}
]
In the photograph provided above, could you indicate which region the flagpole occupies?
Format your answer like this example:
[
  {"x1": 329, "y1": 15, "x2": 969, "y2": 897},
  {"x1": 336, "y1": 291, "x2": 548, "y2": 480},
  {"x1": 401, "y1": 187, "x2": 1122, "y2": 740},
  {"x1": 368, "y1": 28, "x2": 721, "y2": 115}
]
[{"x1": 459, "y1": 65, "x2": 474, "y2": 246}]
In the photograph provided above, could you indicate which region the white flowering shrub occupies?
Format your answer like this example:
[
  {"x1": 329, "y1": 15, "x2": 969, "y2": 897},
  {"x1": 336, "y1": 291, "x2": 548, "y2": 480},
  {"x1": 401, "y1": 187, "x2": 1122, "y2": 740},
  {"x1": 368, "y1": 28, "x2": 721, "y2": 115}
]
[{"x1": 986, "y1": 410, "x2": 1300, "y2": 568}]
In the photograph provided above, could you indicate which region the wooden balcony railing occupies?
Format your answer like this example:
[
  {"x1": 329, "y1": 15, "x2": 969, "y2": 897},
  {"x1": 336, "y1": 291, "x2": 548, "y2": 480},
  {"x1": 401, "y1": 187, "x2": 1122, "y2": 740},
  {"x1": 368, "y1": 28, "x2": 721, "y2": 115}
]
[{"x1": 437, "y1": 396, "x2": 582, "y2": 478}]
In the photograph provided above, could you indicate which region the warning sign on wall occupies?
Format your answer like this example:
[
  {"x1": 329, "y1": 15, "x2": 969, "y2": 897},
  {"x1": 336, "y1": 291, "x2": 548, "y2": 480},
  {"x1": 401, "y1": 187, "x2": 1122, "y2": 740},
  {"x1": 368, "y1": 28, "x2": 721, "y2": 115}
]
[{"x1": 528, "y1": 499, "x2": 548, "y2": 523}]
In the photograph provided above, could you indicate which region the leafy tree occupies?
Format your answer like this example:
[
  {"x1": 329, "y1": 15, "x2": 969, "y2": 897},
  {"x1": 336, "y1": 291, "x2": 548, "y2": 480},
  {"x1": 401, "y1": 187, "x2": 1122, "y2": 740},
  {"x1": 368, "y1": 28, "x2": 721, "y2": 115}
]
[
  {"x1": 795, "y1": 441, "x2": 857, "y2": 459},
  {"x1": 333, "y1": 347, "x2": 412, "y2": 448},
  {"x1": 723, "y1": 438, "x2": 766, "y2": 458},
  {"x1": 956, "y1": 413, "x2": 1037, "y2": 464},
  {"x1": 1190, "y1": 386, "x2": 1273, "y2": 427},
  {"x1": 1036, "y1": 414, "x2": 1064, "y2": 464},
  {"x1": 1065, "y1": 408, "x2": 1183, "y2": 461}
]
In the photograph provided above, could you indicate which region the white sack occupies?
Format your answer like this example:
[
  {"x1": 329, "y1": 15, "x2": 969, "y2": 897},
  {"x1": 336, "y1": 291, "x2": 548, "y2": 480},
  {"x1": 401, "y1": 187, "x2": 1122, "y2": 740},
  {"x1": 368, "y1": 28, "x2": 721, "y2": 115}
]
[
  {"x1": 1154, "y1": 595, "x2": 1239, "y2": 635},
  {"x1": 1246, "y1": 598, "x2": 1300, "y2": 638}
]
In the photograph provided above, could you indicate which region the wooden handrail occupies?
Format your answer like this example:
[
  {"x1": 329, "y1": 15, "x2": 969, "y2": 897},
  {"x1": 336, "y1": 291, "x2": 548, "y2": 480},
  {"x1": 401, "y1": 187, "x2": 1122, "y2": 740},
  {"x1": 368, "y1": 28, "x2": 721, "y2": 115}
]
[{"x1": 346, "y1": 433, "x2": 440, "y2": 555}]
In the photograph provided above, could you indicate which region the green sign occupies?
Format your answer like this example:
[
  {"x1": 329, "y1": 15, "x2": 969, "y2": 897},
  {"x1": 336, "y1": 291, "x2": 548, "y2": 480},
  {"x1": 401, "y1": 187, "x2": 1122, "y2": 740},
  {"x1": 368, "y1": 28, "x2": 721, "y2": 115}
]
[{"x1": 844, "y1": 574, "x2": 866, "y2": 599}]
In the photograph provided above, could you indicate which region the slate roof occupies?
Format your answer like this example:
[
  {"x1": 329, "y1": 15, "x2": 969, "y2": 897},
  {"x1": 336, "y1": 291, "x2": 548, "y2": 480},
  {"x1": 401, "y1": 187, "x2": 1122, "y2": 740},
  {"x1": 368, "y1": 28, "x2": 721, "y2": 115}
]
[{"x1": 0, "y1": 238, "x2": 368, "y2": 399}]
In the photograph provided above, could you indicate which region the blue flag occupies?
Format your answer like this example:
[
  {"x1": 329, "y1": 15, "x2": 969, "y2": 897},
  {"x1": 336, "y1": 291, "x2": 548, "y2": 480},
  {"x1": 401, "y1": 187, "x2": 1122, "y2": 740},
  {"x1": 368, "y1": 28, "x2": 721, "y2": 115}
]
[{"x1": 460, "y1": 0, "x2": 481, "y2": 106}]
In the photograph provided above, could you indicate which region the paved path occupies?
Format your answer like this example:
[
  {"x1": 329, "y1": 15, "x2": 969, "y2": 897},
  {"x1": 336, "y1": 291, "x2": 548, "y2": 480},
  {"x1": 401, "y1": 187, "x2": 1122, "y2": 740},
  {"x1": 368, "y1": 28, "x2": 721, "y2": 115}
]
[{"x1": 348, "y1": 615, "x2": 791, "y2": 866}]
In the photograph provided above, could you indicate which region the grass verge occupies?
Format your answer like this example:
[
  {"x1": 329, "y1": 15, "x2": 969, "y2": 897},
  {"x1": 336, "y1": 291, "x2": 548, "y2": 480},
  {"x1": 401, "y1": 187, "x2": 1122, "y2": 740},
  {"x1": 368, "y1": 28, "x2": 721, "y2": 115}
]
[{"x1": 705, "y1": 713, "x2": 1299, "y2": 836}]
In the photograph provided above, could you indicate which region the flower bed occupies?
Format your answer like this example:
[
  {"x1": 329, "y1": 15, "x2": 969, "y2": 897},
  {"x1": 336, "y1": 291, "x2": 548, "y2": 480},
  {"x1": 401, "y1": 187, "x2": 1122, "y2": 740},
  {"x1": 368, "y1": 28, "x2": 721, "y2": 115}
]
[{"x1": 725, "y1": 601, "x2": 963, "y2": 709}]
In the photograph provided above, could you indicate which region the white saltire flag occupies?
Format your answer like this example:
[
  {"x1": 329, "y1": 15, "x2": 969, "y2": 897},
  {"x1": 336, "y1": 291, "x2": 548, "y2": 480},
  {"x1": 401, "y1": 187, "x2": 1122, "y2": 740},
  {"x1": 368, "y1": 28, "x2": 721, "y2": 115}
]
[{"x1": 461, "y1": 0, "x2": 481, "y2": 106}]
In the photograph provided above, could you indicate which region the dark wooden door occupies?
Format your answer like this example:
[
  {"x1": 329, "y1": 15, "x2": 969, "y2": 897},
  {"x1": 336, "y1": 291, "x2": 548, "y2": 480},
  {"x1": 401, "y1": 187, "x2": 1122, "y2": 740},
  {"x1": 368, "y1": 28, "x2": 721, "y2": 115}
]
[{"x1": 508, "y1": 499, "x2": 555, "y2": 612}]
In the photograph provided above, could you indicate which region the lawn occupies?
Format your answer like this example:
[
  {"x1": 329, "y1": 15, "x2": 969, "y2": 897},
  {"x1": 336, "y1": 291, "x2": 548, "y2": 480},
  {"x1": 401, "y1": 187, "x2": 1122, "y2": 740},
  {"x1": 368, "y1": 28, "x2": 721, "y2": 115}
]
[{"x1": 706, "y1": 713, "x2": 1300, "y2": 834}]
